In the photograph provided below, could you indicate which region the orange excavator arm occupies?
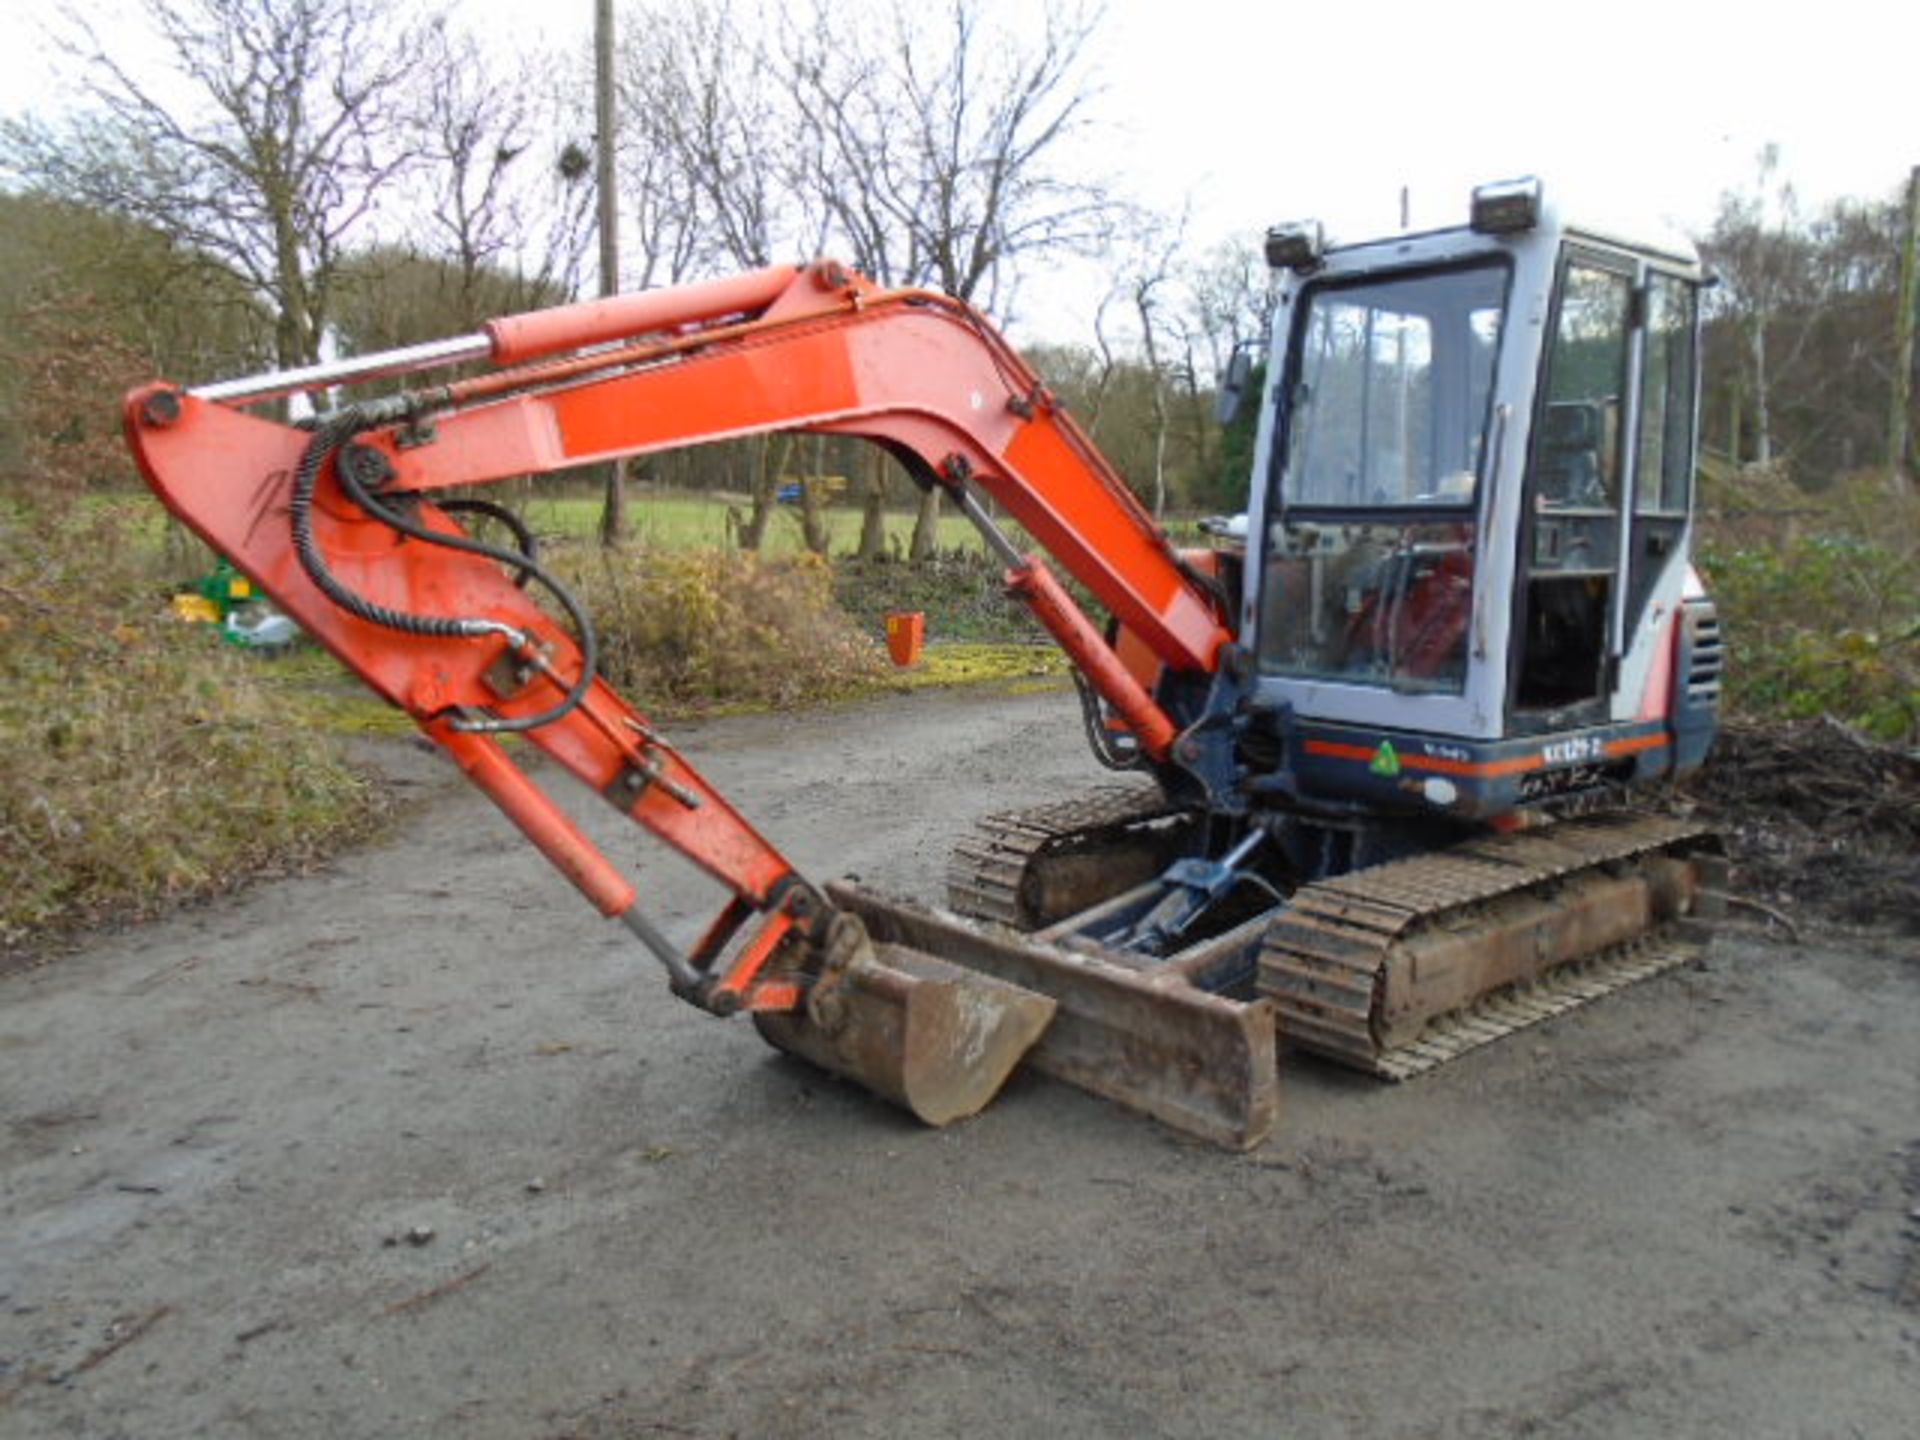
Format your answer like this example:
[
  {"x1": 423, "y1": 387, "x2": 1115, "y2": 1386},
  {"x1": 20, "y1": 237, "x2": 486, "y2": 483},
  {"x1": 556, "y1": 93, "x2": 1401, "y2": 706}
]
[{"x1": 121, "y1": 260, "x2": 1234, "y2": 1026}]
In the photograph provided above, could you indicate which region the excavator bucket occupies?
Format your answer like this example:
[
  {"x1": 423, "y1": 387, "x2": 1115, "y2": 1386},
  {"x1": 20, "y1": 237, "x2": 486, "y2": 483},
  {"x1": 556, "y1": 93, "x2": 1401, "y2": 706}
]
[
  {"x1": 811, "y1": 884, "x2": 1279, "y2": 1149},
  {"x1": 756, "y1": 942, "x2": 1057, "y2": 1127},
  {"x1": 756, "y1": 891, "x2": 1280, "y2": 1147}
]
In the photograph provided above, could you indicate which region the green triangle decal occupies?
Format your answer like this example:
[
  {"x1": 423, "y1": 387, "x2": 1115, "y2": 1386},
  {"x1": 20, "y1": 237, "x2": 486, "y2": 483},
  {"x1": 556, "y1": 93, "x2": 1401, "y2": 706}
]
[{"x1": 1369, "y1": 740, "x2": 1401, "y2": 777}]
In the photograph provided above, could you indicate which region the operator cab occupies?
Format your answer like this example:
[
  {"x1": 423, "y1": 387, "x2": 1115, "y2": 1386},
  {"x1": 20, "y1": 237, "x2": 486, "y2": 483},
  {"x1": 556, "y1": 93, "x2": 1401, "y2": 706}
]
[{"x1": 1240, "y1": 178, "x2": 1720, "y2": 819}]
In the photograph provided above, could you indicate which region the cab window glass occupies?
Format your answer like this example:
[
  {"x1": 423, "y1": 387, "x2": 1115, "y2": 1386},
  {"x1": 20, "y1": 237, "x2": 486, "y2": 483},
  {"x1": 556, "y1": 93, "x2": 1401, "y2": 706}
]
[
  {"x1": 1635, "y1": 274, "x2": 1697, "y2": 513},
  {"x1": 1284, "y1": 263, "x2": 1505, "y2": 509},
  {"x1": 1536, "y1": 264, "x2": 1632, "y2": 511}
]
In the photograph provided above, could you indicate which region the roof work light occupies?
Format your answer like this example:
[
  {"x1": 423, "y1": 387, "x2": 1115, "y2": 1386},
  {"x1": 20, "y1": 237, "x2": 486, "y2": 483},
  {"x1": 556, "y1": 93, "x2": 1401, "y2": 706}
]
[
  {"x1": 1264, "y1": 220, "x2": 1325, "y2": 273},
  {"x1": 1470, "y1": 177, "x2": 1543, "y2": 235}
]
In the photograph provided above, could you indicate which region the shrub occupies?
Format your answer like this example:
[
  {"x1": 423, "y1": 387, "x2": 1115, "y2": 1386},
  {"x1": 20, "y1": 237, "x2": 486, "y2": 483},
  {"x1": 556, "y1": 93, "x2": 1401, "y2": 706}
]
[
  {"x1": 1699, "y1": 495, "x2": 1919, "y2": 744},
  {"x1": 0, "y1": 499, "x2": 381, "y2": 952},
  {"x1": 832, "y1": 550, "x2": 1041, "y2": 645},
  {"x1": 563, "y1": 544, "x2": 888, "y2": 709}
]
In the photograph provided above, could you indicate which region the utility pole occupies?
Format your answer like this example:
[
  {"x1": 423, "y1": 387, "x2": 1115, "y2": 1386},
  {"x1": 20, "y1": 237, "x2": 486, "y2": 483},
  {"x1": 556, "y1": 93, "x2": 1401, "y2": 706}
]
[
  {"x1": 596, "y1": 0, "x2": 629, "y2": 544},
  {"x1": 1889, "y1": 165, "x2": 1919, "y2": 497}
]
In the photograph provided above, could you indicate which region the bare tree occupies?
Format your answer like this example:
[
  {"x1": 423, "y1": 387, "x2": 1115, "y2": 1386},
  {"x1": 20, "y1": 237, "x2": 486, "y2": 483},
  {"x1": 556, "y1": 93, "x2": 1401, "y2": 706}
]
[
  {"x1": 327, "y1": 27, "x2": 591, "y2": 362},
  {"x1": 1702, "y1": 147, "x2": 1810, "y2": 469},
  {"x1": 623, "y1": 0, "x2": 796, "y2": 275},
  {"x1": 3, "y1": 0, "x2": 429, "y2": 373},
  {"x1": 1085, "y1": 287, "x2": 1128, "y2": 438},
  {"x1": 1186, "y1": 236, "x2": 1278, "y2": 387},
  {"x1": 595, "y1": 0, "x2": 1113, "y2": 558},
  {"x1": 410, "y1": 22, "x2": 590, "y2": 328},
  {"x1": 790, "y1": 0, "x2": 1111, "y2": 311},
  {"x1": 1116, "y1": 213, "x2": 1187, "y2": 519},
  {"x1": 1695, "y1": 152, "x2": 1920, "y2": 483},
  {"x1": 420, "y1": 19, "x2": 532, "y2": 325},
  {"x1": 614, "y1": 1, "x2": 818, "y2": 552},
  {"x1": 783, "y1": 0, "x2": 1116, "y2": 559},
  {"x1": 1178, "y1": 235, "x2": 1275, "y2": 508},
  {"x1": 614, "y1": 16, "x2": 718, "y2": 291}
]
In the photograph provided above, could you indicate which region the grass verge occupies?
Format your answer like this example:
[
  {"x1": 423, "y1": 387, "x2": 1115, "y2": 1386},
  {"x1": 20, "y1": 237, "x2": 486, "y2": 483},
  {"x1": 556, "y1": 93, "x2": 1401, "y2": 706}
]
[
  {"x1": 0, "y1": 501, "x2": 384, "y2": 957},
  {"x1": 516, "y1": 488, "x2": 987, "y2": 557},
  {"x1": 882, "y1": 642, "x2": 1069, "y2": 692},
  {"x1": 2, "y1": 493, "x2": 1072, "y2": 955}
]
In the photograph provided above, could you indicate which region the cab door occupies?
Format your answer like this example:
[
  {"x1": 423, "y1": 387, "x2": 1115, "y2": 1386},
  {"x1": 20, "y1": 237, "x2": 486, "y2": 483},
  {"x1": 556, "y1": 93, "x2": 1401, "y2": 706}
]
[
  {"x1": 1508, "y1": 250, "x2": 1637, "y2": 732},
  {"x1": 1622, "y1": 271, "x2": 1699, "y2": 637}
]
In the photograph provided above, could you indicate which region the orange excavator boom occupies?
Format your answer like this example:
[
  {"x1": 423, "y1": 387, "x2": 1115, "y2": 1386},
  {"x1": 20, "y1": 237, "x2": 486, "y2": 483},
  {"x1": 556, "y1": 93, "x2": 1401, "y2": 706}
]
[{"x1": 122, "y1": 261, "x2": 1275, "y2": 1147}]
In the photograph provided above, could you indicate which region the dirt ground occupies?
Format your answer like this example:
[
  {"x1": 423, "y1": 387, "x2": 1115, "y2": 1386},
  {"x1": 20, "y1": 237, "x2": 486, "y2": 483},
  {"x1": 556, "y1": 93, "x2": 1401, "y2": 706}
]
[{"x1": 3, "y1": 684, "x2": 1917, "y2": 1439}]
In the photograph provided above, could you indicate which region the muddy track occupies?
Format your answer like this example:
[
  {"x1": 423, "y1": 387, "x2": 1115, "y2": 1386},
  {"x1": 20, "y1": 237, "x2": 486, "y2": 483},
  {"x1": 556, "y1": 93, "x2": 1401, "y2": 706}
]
[{"x1": 2, "y1": 685, "x2": 1917, "y2": 1438}]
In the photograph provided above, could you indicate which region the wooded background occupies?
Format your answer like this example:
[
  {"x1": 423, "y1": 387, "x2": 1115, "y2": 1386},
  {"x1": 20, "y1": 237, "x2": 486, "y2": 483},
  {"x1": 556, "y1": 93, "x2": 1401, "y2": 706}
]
[{"x1": 1, "y1": 0, "x2": 1916, "y2": 535}]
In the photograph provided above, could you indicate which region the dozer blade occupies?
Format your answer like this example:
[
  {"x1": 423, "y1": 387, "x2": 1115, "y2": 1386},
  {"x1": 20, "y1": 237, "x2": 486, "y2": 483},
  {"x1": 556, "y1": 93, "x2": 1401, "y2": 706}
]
[
  {"x1": 756, "y1": 943, "x2": 1056, "y2": 1127},
  {"x1": 821, "y1": 883, "x2": 1279, "y2": 1149}
]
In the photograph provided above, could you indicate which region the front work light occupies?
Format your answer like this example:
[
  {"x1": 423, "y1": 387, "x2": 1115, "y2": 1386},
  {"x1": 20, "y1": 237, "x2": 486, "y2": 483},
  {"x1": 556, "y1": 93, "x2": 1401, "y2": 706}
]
[{"x1": 1470, "y1": 177, "x2": 1543, "y2": 235}]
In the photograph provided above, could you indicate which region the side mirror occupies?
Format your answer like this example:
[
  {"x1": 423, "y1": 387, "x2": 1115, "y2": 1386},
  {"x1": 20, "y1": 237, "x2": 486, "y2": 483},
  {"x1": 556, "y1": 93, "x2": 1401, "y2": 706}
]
[{"x1": 1216, "y1": 341, "x2": 1259, "y2": 426}]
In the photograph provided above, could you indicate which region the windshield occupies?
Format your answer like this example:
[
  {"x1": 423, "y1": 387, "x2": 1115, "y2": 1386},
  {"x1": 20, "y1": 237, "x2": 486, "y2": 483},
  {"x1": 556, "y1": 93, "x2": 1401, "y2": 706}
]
[{"x1": 1280, "y1": 261, "x2": 1508, "y2": 508}]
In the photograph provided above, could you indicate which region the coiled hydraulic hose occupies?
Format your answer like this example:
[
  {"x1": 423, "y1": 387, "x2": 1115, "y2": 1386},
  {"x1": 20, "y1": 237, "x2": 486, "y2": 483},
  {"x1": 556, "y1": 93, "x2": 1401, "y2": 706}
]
[{"x1": 289, "y1": 407, "x2": 598, "y2": 734}]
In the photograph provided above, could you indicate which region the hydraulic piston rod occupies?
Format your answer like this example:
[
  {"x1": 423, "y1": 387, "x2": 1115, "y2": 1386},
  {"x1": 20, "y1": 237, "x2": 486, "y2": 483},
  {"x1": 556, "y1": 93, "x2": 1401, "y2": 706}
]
[
  {"x1": 192, "y1": 334, "x2": 493, "y2": 406},
  {"x1": 191, "y1": 264, "x2": 806, "y2": 406}
]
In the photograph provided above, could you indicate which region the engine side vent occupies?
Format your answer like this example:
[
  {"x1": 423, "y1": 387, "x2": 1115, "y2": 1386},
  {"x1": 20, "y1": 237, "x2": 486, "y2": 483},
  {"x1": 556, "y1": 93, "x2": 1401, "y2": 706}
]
[{"x1": 1682, "y1": 603, "x2": 1723, "y2": 703}]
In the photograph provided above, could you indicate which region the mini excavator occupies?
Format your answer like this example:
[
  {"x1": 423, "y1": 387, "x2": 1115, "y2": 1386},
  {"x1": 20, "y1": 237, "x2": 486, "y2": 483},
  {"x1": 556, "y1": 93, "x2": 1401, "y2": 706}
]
[{"x1": 124, "y1": 178, "x2": 1725, "y2": 1148}]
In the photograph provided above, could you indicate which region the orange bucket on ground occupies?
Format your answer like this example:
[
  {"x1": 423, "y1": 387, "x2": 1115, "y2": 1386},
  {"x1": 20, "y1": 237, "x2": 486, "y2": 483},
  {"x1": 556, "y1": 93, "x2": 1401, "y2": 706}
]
[{"x1": 885, "y1": 611, "x2": 926, "y2": 667}]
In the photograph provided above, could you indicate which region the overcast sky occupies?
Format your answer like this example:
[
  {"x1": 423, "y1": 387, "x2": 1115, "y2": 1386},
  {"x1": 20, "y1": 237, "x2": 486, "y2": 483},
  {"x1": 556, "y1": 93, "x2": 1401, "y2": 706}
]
[
  {"x1": 7, "y1": 0, "x2": 1914, "y2": 342},
  {"x1": 1100, "y1": 0, "x2": 1912, "y2": 243}
]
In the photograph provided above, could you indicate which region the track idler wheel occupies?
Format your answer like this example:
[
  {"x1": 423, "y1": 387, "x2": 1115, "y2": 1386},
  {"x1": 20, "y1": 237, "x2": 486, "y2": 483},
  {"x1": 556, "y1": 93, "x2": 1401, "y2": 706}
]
[{"x1": 755, "y1": 915, "x2": 1056, "y2": 1126}]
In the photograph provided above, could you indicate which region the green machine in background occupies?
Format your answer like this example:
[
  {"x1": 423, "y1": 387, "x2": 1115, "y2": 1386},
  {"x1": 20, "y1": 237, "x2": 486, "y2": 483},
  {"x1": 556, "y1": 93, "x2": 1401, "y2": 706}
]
[{"x1": 171, "y1": 557, "x2": 300, "y2": 651}]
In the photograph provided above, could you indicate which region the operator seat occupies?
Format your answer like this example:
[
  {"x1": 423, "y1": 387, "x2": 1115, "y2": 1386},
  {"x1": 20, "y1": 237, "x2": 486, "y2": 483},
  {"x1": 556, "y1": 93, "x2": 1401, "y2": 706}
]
[{"x1": 1539, "y1": 401, "x2": 1605, "y2": 508}]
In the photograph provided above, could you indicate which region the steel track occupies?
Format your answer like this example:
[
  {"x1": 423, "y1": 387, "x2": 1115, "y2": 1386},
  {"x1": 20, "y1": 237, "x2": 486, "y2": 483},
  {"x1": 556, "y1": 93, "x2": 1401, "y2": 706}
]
[
  {"x1": 945, "y1": 783, "x2": 1183, "y2": 928},
  {"x1": 1258, "y1": 811, "x2": 1720, "y2": 1075},
  {"x1": 951, "y1": 796, "x2": 1721, "y2": 1082}
]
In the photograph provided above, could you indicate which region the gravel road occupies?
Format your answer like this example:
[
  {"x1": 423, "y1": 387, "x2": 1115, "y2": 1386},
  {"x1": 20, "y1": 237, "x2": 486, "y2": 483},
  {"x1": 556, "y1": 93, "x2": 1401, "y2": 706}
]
[{"x1": 3, "y1": 684, "x2": 1917, "y2": 1438}]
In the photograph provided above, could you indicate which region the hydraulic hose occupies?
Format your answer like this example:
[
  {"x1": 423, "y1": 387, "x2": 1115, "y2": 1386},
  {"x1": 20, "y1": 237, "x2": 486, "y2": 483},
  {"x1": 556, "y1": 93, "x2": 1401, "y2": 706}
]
[
  {"x1": 436, "y1": 497, "x2": 540, "y2": 588},
  {"x1": 289, "y1": 408, "x2": 599, "y2": 733},
  {"x1": 1073, "y1": 666, "x2": 1145, "y2": 771}
]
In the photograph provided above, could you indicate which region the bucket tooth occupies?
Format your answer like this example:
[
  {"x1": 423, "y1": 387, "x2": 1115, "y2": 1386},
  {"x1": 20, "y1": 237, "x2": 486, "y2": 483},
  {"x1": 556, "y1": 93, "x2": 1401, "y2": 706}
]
[{"x1": 756, "y1": 944, "x2": 1056, "y2": 1127}]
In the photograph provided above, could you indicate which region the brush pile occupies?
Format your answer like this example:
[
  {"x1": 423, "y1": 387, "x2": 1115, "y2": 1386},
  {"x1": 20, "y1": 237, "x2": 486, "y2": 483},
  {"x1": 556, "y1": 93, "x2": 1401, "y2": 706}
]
[{"x1": 1678, "y1": 717, "x2": 1920, "y2": 933}]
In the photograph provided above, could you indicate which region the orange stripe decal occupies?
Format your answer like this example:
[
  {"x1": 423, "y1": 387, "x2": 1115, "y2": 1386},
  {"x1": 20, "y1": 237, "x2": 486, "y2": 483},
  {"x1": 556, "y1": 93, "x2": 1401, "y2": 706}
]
[
  {"x1": 1304, "y1": 733, "x2": 1668, "y2": 779},
  {"x1": 1604, "y1": 733, "x2": 1668, "y2": 759}
]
